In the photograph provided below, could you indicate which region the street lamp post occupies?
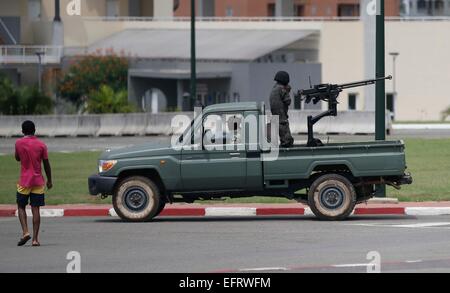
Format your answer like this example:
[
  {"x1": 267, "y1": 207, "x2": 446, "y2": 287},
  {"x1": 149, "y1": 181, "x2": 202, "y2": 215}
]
[
  {"x1": 190, "y1": 0, "x2": 197, "y2": 110},
  {"x1": 375, "y1": 0, "x2": 386, "y2": 197},
  {"x1": 36, "y1": 51, "x2": 45, "y2": 92},
  {"x1": 389, "y1": 52, "x2": 399, "y2": 96}
]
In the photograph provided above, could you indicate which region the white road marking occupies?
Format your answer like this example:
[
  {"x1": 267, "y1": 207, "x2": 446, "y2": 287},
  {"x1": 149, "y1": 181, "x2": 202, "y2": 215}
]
[
  {"x1": 349, "y1": 222, "x2": 450, "y2": 228},
  {"x1": 332, "y1": 263, "x2": 370, "y2": 268},
  {"x1": 239, "y1": 267, "x2": 288, "y2": 272},
  {"x1": 405, "y1": 260, "x2": 423, "y2": 263},
  {"x1": 205, "y1": 207, "x2": 256, "y2": 217}
]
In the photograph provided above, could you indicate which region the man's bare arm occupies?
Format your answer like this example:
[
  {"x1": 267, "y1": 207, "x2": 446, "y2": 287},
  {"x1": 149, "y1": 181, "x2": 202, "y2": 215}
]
[{"x1": 43, "y1": 159, "x2": 53, "y2": 189}]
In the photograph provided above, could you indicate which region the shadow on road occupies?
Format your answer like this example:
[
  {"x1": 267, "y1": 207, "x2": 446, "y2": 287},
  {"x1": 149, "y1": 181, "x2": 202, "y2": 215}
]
[{"x1": 93, "y1": 215, "x2": 414, "y2": 224}]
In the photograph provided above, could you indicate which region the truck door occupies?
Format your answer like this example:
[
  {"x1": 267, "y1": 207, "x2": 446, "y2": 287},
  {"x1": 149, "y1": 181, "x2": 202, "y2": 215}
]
[{"x1": 181, "y1": 112, "x2": 247, "y2": 191}]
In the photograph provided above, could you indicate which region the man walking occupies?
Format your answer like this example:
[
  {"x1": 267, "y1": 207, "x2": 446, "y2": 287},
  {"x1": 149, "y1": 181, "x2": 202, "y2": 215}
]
[
  {"x1": 15, "y1": 121, "x2": 52, "y2": 247},
  {"x1": 270, "y1": 71, "x2": 294, "y2": 148}
]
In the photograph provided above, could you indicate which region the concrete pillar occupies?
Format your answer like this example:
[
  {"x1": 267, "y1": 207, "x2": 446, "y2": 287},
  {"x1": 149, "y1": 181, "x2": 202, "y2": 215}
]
[
  {"x1": 177, "y1": 79, "x2": 184, "y2": 110},
  {"x1": 361, "y1": 0, "x2": 376, "y2": 111},
  {"x1": 444, "y1": 0, "x2": 450, "y2": 15},
  {"x1": 430, "y1": 0, "x2": 435, "y2": 15},
  {"x1": 154, "y1": 0, "x2": 174, "y2": 18},
  {"x1": 411, "y1": 0, "x2": 418, "y2": 15},
  {"x1": 275, "y1": 0, "x2": 294, "y2": 17}
]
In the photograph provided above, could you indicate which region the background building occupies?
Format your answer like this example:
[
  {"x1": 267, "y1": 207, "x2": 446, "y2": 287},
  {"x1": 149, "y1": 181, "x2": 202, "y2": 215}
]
[
  {"x1": 1, "y1": 0, "x2": 450, "y2": 120},
  {"x1": 174, "y1": 0, "x2": 401, "y2": 17}
]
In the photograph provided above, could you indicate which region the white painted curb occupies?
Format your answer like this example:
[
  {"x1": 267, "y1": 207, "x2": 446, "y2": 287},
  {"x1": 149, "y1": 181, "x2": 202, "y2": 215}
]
[
  {"x1": 109, "y1": 208, "x2": 118, "y2": 217},
  {"x1": 304, "y1": 207, "x2": 355, "y2": 216},
  {"x1": 205, "y1": 207, "x2": 256, "y2": 217},
  {"x1": 393, "y1": 124, "x2": 450, "y2": 130},
  {"x1": 405, "y1": 207, "x2": 450, "y2": 216},
  {"x1": 15, "y1": 209, "x2": 64, "y2": 217}
]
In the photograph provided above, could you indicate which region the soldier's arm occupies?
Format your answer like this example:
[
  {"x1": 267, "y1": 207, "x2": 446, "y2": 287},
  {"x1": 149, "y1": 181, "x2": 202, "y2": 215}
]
[{"x1": 281, "y1": 87, "x2": 292, "y2": 106}]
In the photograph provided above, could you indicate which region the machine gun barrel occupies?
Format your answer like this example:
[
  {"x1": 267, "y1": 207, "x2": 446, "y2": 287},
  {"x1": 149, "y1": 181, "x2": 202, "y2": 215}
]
[
  {"x1": 297, "y1": 75, "x2": 393, "y2": 147},
  {"x1": 338, "y1": 75, "x2": 392, "y2": 90}
]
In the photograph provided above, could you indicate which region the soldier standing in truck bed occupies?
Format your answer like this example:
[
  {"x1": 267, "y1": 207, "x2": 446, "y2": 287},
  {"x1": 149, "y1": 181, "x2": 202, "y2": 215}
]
[{"x1": 270, "y1": 71, "x2": 294, "y2": 148}]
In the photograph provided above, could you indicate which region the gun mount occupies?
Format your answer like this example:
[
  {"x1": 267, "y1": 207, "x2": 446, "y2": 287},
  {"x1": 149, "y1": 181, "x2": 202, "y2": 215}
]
[{"x1": 296, "y1": 76, "x2": 392, "y2": 147}]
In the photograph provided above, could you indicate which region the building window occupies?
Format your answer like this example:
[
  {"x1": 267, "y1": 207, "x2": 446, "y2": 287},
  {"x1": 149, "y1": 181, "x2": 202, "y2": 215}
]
[
  {"x1": 106, "y1": 0, "x2": 119, "y2": 17},
  {"x1": 417, "y1": 0, "x2": 427, "y2": 10},
  {"x1": 295, "y1": 5, "x2": 305, "y2": 16},
  {"x1": 28, "y1": 0, "x2": 42, "y2": 21},
  {"x1": 310, "y1": 5, "x2": 317, "y2": 16},
  {"x1": 226, "y1": 6, "x2": 234, "y2": 17},
  {"x1": 267, "y1": 4, "x2": 275, "y2": 17},
  {"x1": 348, "y1": 93, "x2": 357, "y2": 110},
  {"x1": 435, "y1": 0, "x2": 445, "y2": 15},
  {"x1": 338, "y1": 4, "x2": 360, "y2": 17}
]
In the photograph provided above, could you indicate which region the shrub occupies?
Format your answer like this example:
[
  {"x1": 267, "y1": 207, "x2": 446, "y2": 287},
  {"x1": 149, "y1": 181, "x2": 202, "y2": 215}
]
[
  {"x1": 58, "y1": 50, "x2": 128, "y2": 106},
  {"x1": 0, "y1": 75, "x2": 53, "y2": 115},
  {"x1": 86, "y1": 85, "x2": 136, "y2": 114},
  {"x1": 443, "y1": 106, "x2": 450, "y2": 121}
]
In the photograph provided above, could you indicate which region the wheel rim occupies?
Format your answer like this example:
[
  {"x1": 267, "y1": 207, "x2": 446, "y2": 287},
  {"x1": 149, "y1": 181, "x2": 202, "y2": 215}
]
[
  {"x1": 123, "y1": 187, "x2": 149, "y2": 212},
  {"x1": 319, "y1": 186, "x2": 345, "y2": 210}
]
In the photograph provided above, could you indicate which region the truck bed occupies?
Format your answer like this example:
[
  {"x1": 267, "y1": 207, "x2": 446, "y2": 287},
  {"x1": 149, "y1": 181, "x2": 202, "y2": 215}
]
[{"x1": 263, "y1": 140, "x2": 406, "y2": 180}]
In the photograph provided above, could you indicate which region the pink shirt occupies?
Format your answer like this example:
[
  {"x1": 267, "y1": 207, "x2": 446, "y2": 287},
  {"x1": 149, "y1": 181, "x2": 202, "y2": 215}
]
[{"x1": 15, "y1": 136, "x2": 48, "y2": 188}]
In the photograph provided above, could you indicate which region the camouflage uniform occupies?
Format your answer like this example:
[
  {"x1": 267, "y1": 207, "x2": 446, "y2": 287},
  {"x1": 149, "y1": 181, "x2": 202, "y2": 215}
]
[{"x1": 270, "y1": 84, "x2": 294, "y2": 148}]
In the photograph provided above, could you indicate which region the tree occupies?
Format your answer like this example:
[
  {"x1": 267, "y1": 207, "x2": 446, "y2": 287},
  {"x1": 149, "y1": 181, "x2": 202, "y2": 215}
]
[
  {"x1": 86, "y1": 85, "x2": 135, "y2": 114},
  {"x1": 58, "y1": 50, "x2": 128, "y2": 106}
]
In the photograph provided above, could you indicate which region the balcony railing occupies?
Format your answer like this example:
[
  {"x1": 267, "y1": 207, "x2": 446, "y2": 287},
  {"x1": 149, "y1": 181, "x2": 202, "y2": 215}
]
[{"x1": 0, "y1": 46, "x2": 63, "y2": 64}]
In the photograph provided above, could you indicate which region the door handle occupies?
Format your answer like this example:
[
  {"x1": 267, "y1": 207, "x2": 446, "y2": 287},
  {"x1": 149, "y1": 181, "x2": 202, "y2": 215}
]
[{"x1": 229, "y1": 153, "x2": 241, "y2": 157}]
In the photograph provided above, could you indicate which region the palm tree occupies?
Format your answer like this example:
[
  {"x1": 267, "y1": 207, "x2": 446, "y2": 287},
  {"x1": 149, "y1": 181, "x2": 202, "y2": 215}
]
[{"x1": 87, "y1": 85, "x2": 135, "y2": 114}]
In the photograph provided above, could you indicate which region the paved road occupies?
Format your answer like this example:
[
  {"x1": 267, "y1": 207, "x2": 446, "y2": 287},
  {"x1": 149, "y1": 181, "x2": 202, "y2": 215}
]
[
  {"x1": 1, "y1": 129, "x2": 449, "y2": 154},
  {"x1": 2, "y1": 215, "x2": 450, "y2": 273}
]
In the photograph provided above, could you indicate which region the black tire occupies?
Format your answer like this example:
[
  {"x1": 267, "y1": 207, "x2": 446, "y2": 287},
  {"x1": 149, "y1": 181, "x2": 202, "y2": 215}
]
[
  {"x1": 155, "y1": 199, "x2": 166, "y2": 217},
  {"x1": 308, "y1": 174, "x2": 356, "y2": 221},
  {"x1": 113, "y1": 176, "x2": 161, "y2": 222}
]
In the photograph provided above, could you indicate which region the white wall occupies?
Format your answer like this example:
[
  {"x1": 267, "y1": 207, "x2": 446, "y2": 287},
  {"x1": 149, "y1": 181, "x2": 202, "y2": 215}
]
[
  {"x1": 320, "y1": 21, "x2": 450, "y2": 121},
  {"x1": 154, "y1": 0, "x2": 173, "y2": 18}
]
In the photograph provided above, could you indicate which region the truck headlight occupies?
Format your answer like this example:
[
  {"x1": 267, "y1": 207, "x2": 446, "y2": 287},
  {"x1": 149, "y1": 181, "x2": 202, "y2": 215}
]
[{"x1": 99, "y1": 160, "x2": 117, "y2": 173}]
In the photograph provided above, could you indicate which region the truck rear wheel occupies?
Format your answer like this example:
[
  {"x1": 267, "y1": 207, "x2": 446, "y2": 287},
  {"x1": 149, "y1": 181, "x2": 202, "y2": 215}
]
[
  {"x1": 113, "y1": 176, "x2": 161, "y2": 222},
  {"x1": 308, "y1": 174, "x2": 356, "y2": 221}
]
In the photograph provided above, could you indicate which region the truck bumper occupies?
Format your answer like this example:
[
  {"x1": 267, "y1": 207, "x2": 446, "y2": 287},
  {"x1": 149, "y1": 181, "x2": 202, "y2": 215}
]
[{"x1": 88, "y1": 174, "x2": 117, "y2": 196}]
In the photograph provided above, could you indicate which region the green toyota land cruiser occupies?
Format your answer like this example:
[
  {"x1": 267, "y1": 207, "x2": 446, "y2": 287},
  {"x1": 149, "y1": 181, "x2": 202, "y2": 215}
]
[{"x1": 89, "y1": 102, "x2": 412, "y2": 221}]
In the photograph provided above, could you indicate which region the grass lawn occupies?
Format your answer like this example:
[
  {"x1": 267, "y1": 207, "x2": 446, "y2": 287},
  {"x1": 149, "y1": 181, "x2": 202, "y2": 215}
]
[
  {"x1": 0, "y1": 138, "x2": 449, "y2": 205},
  {"x1": 0, "y1": 152, "x2": 103, "y2": 205}
]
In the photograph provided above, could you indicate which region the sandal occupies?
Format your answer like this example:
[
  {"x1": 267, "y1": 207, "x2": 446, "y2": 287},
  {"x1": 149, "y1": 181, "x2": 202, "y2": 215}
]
[
  {"x1": 32, "y1": 242, "x2": 41, "y2": 247},
  {"x1": 17, "y1": 235, "x2": 31, "y2": 246}
]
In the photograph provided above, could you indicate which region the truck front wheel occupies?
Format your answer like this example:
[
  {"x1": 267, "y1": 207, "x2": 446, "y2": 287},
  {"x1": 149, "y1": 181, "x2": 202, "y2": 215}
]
[
  {"x1": 113, "y1": 176, "x2": 162, "y2": 222},
  {"x1": 308, "y1": 174, "x2": 356, "y2": 221}
]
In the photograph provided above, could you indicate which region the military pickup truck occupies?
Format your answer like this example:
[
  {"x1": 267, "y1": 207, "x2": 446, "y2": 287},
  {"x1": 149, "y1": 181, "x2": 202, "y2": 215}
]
[{"x1": 88, "y1": 102, "x2": 412, "y2": 221}]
